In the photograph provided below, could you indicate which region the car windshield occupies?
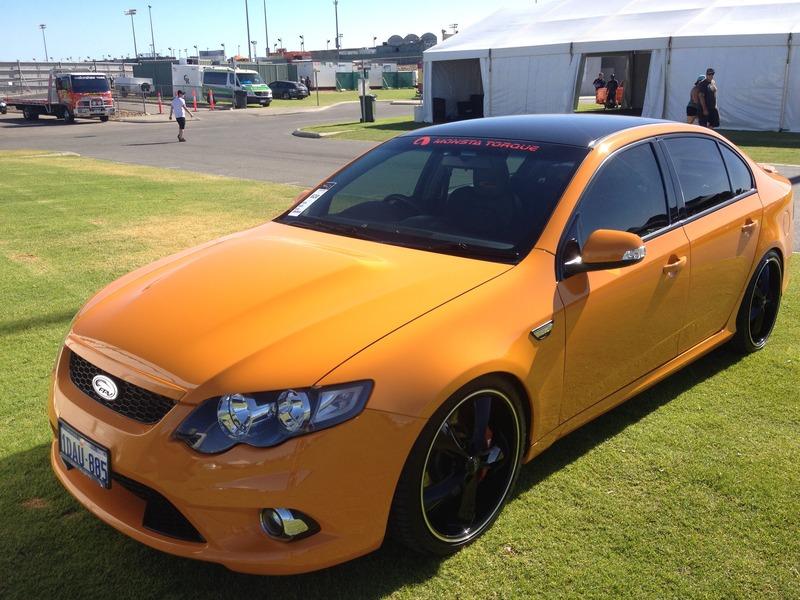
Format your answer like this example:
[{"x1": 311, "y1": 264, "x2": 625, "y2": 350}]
[
  {"x1": 237, "y1": 72, "x2": 264, "y2": 85},
  {"x1": 276, "y1": 135, "x2": 588, "y2": 263},
  {"x1": 70, "y1": 75, "x2": 110, "y2": 93}
]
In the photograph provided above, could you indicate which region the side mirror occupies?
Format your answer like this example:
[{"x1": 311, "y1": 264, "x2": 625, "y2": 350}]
[{"x1": 564, "y1": 229, "x2": 646, "y2": 277}]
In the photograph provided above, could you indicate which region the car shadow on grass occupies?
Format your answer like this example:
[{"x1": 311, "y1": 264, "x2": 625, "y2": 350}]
[
  {"x1": 1, "y1": 346, "x2": 743, "y2": 600},
  {"x1": 513, "y1": 345, "x2": 742, "y2": 497}
]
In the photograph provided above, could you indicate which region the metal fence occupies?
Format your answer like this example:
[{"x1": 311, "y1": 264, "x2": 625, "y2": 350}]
[{"x1": 0, "y1": 61, "x2": 134, "y2": 99}]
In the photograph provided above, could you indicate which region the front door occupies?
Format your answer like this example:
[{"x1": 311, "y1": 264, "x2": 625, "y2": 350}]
[{"x1": 557, "y1": 141, "x2": 691, "y2": 421}]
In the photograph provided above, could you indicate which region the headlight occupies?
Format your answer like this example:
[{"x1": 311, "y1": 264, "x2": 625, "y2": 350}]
[{"x1": 174, "y1": 381, "x2": 372, "y2": 454}]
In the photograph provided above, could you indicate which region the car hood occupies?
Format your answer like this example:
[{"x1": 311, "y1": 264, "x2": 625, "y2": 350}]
[{"x1": 71, "y1": 221, "x2": 510, "y2": 398}]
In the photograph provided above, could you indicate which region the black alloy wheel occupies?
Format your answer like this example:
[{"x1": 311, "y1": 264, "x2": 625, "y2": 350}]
[
  {"x1": 390, "y1": 376, "x2": 524, "y2": 555},
  {"x1": 733, "y1": 250, "x2": 782, "y2": 353}
]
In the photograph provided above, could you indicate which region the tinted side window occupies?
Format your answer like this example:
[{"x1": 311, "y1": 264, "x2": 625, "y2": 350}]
[
  {"x1": 720, "y1": 145, "x2": 754, "y2": 196},
  {"x1": 203, "y1": 72, "x2": 228, "y2": 85},
  {"x1": 576, "y1": 143, "x2": 669, "y2": 247},
  {"x1": 664, "y1": 137, "x2": 732, "y2": 217}
]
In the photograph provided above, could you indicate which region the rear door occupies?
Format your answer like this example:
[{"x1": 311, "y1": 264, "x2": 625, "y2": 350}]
[
  {"x1": 557, "y1": 141, "x2": 691, "y2": 421},
  {"x1": 660, "y1": 136, "x2": 762, "y2": 352}
]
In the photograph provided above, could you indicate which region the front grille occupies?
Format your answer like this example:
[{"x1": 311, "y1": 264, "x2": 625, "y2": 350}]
[
  {"x1": 68, "y1": 351, "x2": 176, "y2": 424},
  {"x1": 113, "y1": 473, "x2": 205, "y2": 543}
]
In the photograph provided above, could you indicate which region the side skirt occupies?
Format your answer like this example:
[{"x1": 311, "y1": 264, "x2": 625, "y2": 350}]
[{"x1": 522, "y1": 329, "x2": 734, "y2": 463}]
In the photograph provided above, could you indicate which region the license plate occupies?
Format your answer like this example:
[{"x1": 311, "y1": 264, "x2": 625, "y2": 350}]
[{"x1": 59, "y1": 420, "x2": 111, "y2": 489}]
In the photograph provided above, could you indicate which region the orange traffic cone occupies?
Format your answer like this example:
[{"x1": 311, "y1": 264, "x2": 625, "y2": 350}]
[
  {"x1": 192, "y1": 89, "x2": 198, "y2": 112},
  {"x1": 157, "y1": 91, "x2": 163, "y2": 114}
]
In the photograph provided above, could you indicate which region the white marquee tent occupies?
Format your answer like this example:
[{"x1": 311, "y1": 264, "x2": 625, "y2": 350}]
[{"x1": 422, "y1": 0, "x2": 800, "y2": 131}]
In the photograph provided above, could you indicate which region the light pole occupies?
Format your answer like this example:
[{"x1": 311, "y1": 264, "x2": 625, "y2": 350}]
[
  {"x1": 124, "y1": 9, "x2": 139, "y2": 59},
  {"x1": 221, "y1": 43, "x2": 226, "y2": 60},
  {"x1": 326, "y1": 39, "x2": 330, "y2": 50},
  {"x1": 168, "y1": 47, "x2": 173, "y2": 57},
  {"x1": 244, "y1": 0, "x2": 252, "y2": 61},
  {"x1": 264, "y1": 0, "x2": 269, "y2": 54},
  {"x1": 147, "y1": 5, "x2": 156, "y2": 58},
  {"x1": 333, "y1": 0, "x2": 341, "y2": 60},
  {"x1": 373, "y1": 36, "x2": 377, "y2": 47},
  {"x1": 38, "y1": 24, "x2": 49, "y2": 63},
  {"x1": 193, "y1": 45, "x2": 198, "y2": 60},
  {"x1": 299, "y1": 35, "x2": 304, "y2": 51},
  {"x1": 251, "y1": 40, "x2": 257, "y2": 60},
  {"x1": 277, "y1": 37, "x2": 282, "y2": 50}
]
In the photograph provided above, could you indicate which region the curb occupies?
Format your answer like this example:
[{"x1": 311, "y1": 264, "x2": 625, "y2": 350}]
[
  {"x1": 16, "y1": 151, "x2": 81, "y2": 158},
  {"x1": 292, "y1": 129, "x2": 322, "y2": 138}
]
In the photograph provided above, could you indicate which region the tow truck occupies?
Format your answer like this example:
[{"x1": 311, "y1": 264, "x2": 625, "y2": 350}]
[{"x1": 7, "y1": 71, "x2": 115, "y2": 123}]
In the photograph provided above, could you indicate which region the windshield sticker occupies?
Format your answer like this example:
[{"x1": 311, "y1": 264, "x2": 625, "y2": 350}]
[
  {"x1": 288, "y1": 183, "x2": 335, "y2": 217},
  {"x1": 412, "y1": 136, "x2": 539, "y2": 152}
]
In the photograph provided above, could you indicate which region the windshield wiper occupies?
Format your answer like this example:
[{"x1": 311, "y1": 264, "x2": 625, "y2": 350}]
[
  {"x1": 426, "y1": 241, "x2": 519, "y2": 261},
  {"x1": 286, "y1": 218, "x2": 385, "y2": 242}
]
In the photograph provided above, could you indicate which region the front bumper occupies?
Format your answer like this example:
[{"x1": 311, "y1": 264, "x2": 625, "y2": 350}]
[
  {"x1": 48, "y1": 344, "x2": 422, "y2": 574},
  {"x1": 75, "y1": 105, "x2": 115, "y2": 117}
]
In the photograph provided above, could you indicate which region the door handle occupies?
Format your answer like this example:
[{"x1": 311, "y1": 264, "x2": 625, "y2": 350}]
[
  {"x1": 662, "y1": 255, "x2": 687, "y2": 276},
  {"x1": 741, "y1": 218, "x2": 758, "y2": 233}
]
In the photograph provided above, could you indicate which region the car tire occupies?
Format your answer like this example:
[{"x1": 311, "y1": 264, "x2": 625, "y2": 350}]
[
  {"x1": 62, "y1": 108, "x2": 75, "y2": 123},
  {"x1": 732, "y1": 250, "x2": 782, "y2": 353},
  {"x1": 99, "y1": 116, "x2": 109, "y2": 122},
  {"x1": 283, "y1": 92, "x2": 291, "y2": 99},
  {"x1": 389, "y1": 375, "x2": 525, "y2": 556},
  {"x1": 23, "y1": 108, "x2": 39, "y2": 121}
]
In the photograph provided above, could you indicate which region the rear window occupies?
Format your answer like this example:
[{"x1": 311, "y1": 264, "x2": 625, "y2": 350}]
[
  {"x1": 664, "y1": 137, "x2": 733, "y2": 217},
  {"x1": 720, "y1": 145, "x2": 754, "y2": 196},
  {"x1": 276, "y1": 136, "x2": 588, "y2": 263}
]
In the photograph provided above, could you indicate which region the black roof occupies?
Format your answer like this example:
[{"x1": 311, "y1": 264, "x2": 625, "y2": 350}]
[{"x1": 400, "y1": 114, "x2": 669, "y2": 148}]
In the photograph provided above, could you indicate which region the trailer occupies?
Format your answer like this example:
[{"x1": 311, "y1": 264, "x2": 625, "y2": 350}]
[{"x1": 7, "y1": 71, "x2": 115, "y2": 123}]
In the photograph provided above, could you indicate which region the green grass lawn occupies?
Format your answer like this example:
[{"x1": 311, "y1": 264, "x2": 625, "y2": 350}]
[
  {"x1": 717, "y1": 130, "x2": 800, "y2": 165},
  {"x1": 269, "y1": 88, "x2": 418, "y2": 109},
  {"x1": 303, "y1": 106, "x2": 800, "y2": 165},
  {"x1": 1, "y1": 152, "x2": 798, "y2": 599},
  {"x1": 304, "y1": 116, "x2": 426, "y2": 141}
]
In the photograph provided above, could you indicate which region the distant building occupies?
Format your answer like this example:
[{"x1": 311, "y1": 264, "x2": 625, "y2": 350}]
[{"x1": 306, "y1": 33, "x2": 437, "y2": 66}]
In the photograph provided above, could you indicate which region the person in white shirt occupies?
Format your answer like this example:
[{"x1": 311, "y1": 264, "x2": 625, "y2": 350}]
[{"x1": 169, "y1": 90, "x2": 194, "y2": 142}]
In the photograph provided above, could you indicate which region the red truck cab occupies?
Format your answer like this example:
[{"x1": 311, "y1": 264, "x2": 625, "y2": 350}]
[{"x1": 9, "y1": 71, "x2": 115, "y2": 123}]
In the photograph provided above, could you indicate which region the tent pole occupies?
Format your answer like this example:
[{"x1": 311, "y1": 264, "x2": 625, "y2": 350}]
[
  {"x1": 488, "y1": 48, "x2": 492, "y2": 117},
  {"x1": 779, "y1": 32, "x2": 793, "y2": 132},
  {"x1": 662, "y1": 36, "x2": 672, "y2": 119}
]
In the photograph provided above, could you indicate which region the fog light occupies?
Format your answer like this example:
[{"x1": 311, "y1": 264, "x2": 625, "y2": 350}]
[{"x1": 260, "y1": 508, "x2": 319, "y2": 541}]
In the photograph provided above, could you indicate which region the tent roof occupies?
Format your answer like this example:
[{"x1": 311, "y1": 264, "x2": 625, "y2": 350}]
[{"x1": 426, "y1": 0, "x2": 800, "y2": 56}]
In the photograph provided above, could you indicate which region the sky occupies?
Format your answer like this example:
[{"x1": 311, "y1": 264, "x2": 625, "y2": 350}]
[{"x1": 1, "y1": 0, "x2": 542, "y2": 62}]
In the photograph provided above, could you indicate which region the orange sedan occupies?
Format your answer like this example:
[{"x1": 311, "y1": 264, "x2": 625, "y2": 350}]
[{"x1": 49, "y1": 115, "x2": 793, "y2": 574}]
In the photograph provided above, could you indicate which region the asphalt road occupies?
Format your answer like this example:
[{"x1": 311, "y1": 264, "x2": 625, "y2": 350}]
[
  {"x1": 0, "y1": 102, "x2": 412, "y2": 186},
  {"x1": 0, "y1": 106, "x2": 797, "y2": 250}
]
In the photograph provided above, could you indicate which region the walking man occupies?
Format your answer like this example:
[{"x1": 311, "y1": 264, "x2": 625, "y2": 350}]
[
  {"x1": 698, "y1": 67, "x2": 720, "y2": 129},
  {"x1": 169, "y1": 90, "x2": 194, "y2": 142}
]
